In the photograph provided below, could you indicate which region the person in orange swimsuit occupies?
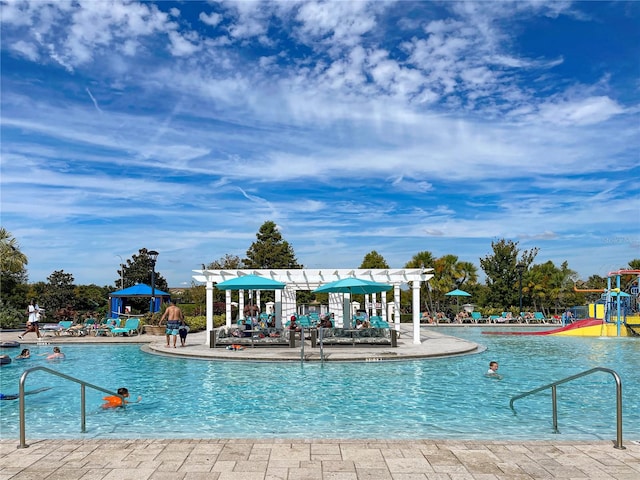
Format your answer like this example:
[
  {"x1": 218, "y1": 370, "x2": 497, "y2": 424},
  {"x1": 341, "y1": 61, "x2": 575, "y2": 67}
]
[{"x1": 102, "y1": 387, "x2": 142, "y2": 409}]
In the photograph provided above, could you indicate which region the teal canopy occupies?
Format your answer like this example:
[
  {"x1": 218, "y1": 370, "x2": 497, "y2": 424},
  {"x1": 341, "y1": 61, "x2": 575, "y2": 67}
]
[
  {"x1": 216, "y1": 274, "x2": 286, "y2": 291},
  {"x1": 108, "y1": 284, "x2": 170, "y2": 318},
  {"x1": 110, "y1": 284, "x2": 170, "y2": 297},
  {"x1": 313, "y1": 277, "x2": 391, "y2": 295},
  {"x1": 445, "y1": 288, "x2": 472, "y2": 297}
]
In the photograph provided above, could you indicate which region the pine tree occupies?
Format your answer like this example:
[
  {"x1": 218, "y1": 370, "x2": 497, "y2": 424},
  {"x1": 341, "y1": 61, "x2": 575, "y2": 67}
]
[{"x1": 243, "y1": 221, "x2": 302, "y2": 269}]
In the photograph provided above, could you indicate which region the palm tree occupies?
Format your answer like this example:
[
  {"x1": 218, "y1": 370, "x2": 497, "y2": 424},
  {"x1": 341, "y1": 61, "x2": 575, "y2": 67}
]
[{"x1": 0, "y1": 227, "x2": 28, "y2": 274}]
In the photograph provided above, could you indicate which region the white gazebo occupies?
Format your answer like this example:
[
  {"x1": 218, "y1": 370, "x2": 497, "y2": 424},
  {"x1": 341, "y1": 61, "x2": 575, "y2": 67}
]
[{"x1": 192, "y1": 268, "x2": 434, "y2": 345}]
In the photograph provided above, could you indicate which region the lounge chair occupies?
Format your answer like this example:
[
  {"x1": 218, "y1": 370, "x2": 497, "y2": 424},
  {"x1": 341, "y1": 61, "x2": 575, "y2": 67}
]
[
  {"x1": 111, "y1": 318, "x2": 141, "y2": 336},
  {"x1": 532, "y1": 312, "x2": 546, "y2": 324},
  {"x1": 41, "y1": 320, "x2": 74, "y2": 336},
  {"x1": 95, "y1": 318, "x2": 119, "y2": 336},
  {"x1": 370, "y1": 317, "x2": 389, "y2": 328},
  {"x1": 470, "y1": 312, "x2": 486, "y2": 323},
  {"x1": 297, "y1": 316, "x2": 312, "y2": 328},
  {"x1": 66, "y1": 318, "x2": 96, "y2": 336}
]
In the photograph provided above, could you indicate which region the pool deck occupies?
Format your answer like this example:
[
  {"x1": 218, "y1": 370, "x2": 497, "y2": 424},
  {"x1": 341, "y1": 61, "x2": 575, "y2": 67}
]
[
  {"x1": 1, "y1": 438, "x2": 639, "y2": 479},
  {"x1": 2, "y1": 325, "x2": 639, "y2": 479}
]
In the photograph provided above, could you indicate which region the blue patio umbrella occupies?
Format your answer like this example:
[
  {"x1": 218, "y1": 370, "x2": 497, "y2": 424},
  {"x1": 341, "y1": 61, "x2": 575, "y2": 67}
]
[
  {"x1": 445, "y1": 288, "x2": 472, "y2": 313},
  {"x1": 313, "y1": 278, "x2": 391, "y2": 326}
]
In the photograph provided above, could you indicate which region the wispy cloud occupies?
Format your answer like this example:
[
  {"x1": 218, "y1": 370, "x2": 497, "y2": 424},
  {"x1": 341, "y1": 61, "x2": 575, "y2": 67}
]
[{"x1": 1, "y1": 0, "x2": 638, "y2": 285}]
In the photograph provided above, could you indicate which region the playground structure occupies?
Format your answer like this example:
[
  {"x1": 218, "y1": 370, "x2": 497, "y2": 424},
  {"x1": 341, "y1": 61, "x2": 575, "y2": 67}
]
[{"x1": 485, "y1": 269, "x2": 640, "y2": 337}]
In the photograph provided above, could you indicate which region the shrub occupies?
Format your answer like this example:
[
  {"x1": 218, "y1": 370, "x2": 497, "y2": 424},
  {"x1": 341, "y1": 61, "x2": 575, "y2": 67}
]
[
  {"x1": 0, "y1": 303, "x2": 23, "y2": 329},
  {"x1": 179, "y1": 303, "x2": 202, "y2": 316},
  {"x1": 140, "y1": 311, "x2": 162, "y2": 326},
  {"x1": 183, "y1": 314, "x2": 227, "y2": 332}
]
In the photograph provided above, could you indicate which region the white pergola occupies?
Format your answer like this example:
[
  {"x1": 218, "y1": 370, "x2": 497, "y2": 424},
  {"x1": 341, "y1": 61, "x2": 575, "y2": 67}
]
[{"x1": 192, "y1": 268, "x2": 434, "y2": 345}]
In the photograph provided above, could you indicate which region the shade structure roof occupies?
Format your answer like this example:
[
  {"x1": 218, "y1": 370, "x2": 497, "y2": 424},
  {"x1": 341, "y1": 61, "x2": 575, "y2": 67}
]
[
  {"x1": 215, "y1": 274, "x2": 286, "y2": 291},
  {"x1": 313, "y1": 277, "x2": 392, "y2": 295},
  {"x1": 110, "y1": 284, "x2": 170, "y2": 297},
  {"x1": 445, "y1": 288, "x2": 472, "y2": 297}
]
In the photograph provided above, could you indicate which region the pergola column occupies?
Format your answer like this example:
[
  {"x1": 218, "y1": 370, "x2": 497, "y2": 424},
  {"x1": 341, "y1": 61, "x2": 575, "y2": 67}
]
[
  {"x1": 412, "y1": 280, "x2": 421, "y2": 344},
  {"x1": 206, "y1": 281, "x2": 214, "y2": 346},
  {"x1": 393, "y1": 285, "x2": 401, "y2": 331},
  {"x1": 225, "y1": 290, "x2": 232, "y2": 328}
]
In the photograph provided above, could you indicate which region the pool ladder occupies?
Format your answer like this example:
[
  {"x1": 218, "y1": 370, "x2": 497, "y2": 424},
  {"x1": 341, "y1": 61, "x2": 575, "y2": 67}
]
[
  {"x1": 510, "y1": 367, "x2": 624, "y2": 449},
  {"x1": 18, "y1": 366, "x2": 124, "y2": 449}
]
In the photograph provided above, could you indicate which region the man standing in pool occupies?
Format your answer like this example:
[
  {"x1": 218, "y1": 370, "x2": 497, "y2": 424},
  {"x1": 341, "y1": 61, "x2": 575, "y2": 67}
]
[{"x1": 161, "y1": 300, "x2": 184, "y2": 348}]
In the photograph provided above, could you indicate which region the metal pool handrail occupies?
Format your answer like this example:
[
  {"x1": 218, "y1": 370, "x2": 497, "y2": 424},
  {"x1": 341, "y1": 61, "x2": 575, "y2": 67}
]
[
  {"x1": 510, "y1": 367, "x2": 624, "y2": 449},
  {"x1": 18, "y1": 366, "x2": 124, "y2": 449}
]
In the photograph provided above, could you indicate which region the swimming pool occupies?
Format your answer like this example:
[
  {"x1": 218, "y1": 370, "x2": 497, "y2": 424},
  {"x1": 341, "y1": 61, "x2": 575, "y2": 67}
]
[{"x1": 1, "y1": 327, "x2": 638, "y2": 441}]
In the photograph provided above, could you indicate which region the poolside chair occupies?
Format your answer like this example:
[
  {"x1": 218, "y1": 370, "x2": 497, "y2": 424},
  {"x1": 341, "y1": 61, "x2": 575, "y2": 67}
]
[
  {"x1": 95, "y1": 318, "x2": 119, "y2": 336},
  {"x1": 297, "y1": 316, "x2": 311, "y2": 328},
  {"x1": 110, "y1": 318, "x2": 141, "y2": 336},
  {"x1": 370, "y1": 317, "x2": 389, "y2": 328},
  {"x1": 41, "y1": 320, "x2": 73, "y2": 336},
  {"x1": 470, "y1": 312, "x2": 484, "y2": 323},
  {"x1": 81, "y1": 318, "x2": 96, "y2": 335},
  {"x1": 65, "y1": 318, "x2": 96, "y2": 336},
  {"x1": 532, "y1": 312, "x2": 546, "y2": 324}
]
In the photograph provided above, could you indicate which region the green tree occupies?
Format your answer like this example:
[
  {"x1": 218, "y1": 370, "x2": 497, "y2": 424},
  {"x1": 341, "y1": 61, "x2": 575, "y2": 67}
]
[
  {"x1": 120, "y1": 248, "x2": 168, "y2": 291},
  {"x1": 621, "y1": 259, "x2": 640, "y2": 292},
  {"x1": 203, "y1": 254, "x2": 243, "y2": 303},
  {"x1": 41, "y1": 270, "x2": 76, "y2": 320},
  {"x1": 74, "y1": 284, "x2": 111, "y2": 315},
  {"x1": 0, "y1": 227, "x2": 29, "y2": 308},
  {"x1": 573, "y1": 274, "x2": 605, "y2": 303},
  {"x1": 405, "y1": 251, "x2": 435, "y2": 270},
  {"x1": 0, "y1": 227, "x2": 28, "y2": 274},
  {"x1": 359, "y1": 251, "x2": 389, "y2": 269},
  {"x1": 404, "y1": 251, "x2": 436, "y2": 312},
  {"x1": 429, "y1": 255, "x2": 480, "y2": 314},
  {"x1": 118, "y1": 248, "x2": 168, "y2": 313},
  {"x1": 523, "y1": 261, "x2": 578, "y2": 315},
  {"x1": 205, "y1": 254, "x2": 242, "y2": 270},
  {"x1": 479, "y1": 239, "x2": 538, "y2": 308},
  {"x1": 243, "y1": 221, "x2": 302, "y2": 269}
]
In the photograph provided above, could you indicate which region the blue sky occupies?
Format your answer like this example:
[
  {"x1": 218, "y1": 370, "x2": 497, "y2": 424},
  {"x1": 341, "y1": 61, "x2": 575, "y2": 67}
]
[{"x1": 1, "y1": 0, "x2": 639, "y2": 287}]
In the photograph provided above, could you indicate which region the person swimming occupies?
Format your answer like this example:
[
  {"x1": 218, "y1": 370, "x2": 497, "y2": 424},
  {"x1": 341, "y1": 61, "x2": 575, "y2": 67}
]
[
  {"x1": 0, "y1": 386, "x2": 52, "y2": 400},
  {"x1": 16, "y1": 348, "x2": 30, "y2": 359},
  {"x1": 102, "y1": 387, "x2": 142, "y2": 409},
  {"x1": 485, "y1": 361, "x2": 503, "y2": 379}
]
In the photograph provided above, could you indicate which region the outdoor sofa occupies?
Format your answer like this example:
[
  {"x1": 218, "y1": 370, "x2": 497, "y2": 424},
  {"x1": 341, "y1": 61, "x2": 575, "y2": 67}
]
[
  {"x1": 211, "y1": 326, "x2": 291, "y2": 348},
  {"x1": 316, "y1": 327, "x2": 395, "y2": 347}
]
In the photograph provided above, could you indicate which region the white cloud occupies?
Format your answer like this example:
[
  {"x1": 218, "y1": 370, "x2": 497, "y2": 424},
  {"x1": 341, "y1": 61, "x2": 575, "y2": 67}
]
[
  {"x1": 199, "y1": 11, "x2": 222, "y2": 27},
  {"x1": 535, "y1": 96, "x2": 625, "y2": 126},
  {"x1": 0, "y1": 0, "x2": 637, "y2": 285},
  {"x1": 168, "y1": 30, "x2": 200, "y2": 56},
  {"x1": 10, "y1": 40, "x2": 39, "y2": 61}
]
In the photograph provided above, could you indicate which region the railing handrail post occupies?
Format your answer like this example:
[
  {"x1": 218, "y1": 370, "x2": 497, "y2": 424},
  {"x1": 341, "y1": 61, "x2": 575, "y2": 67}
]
[
  {"x1": 18, "y1": 366, "x2": 124, "y2": 449},
  {"x1": 510, "y1": 367, "x2": 624, "y2": 449}
]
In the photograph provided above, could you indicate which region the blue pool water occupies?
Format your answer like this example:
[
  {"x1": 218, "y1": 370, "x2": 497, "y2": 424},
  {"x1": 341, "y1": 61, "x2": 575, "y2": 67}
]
[{"x1": 1, "y1": 327, "x2": 638, "y2": 441}]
